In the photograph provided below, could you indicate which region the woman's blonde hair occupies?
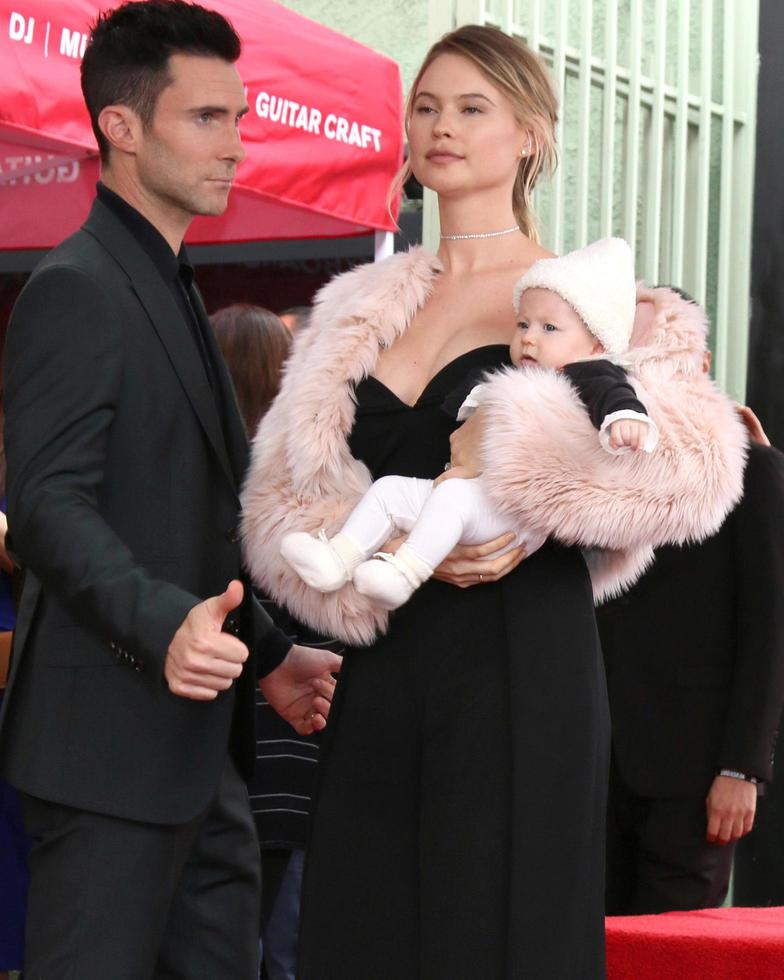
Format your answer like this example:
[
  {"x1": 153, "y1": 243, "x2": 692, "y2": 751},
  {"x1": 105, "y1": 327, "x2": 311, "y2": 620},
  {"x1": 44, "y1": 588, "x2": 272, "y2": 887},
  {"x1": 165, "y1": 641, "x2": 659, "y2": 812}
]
[{"x1": 390, "y1": 24, "x2": 559, "y2": 242}]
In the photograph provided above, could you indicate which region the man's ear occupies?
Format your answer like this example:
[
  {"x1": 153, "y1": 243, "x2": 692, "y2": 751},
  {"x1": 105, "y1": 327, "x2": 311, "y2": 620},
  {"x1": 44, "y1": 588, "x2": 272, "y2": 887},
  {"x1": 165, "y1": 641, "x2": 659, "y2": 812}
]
[{"x1": 97, "y1": 104, "x2": 142, "y2": 157}]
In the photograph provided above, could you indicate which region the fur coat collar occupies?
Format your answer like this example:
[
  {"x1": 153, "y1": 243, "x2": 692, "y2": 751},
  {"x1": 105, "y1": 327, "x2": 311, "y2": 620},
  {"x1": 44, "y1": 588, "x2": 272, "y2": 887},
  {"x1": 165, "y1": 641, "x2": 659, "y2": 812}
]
[{"x1": 241, "y1": 247, "x2": 747, "y2": 646}]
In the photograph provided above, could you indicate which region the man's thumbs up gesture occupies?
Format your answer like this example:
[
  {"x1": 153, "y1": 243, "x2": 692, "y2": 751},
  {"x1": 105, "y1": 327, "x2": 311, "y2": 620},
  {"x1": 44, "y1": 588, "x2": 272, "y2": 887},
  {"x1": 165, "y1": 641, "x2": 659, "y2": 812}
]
[
  {"x1": 165, "y1": 581, "x2": 342, "y2": 734},
  {"x1": 165, "y1": 580, "x2": 249, "y2": 701}
]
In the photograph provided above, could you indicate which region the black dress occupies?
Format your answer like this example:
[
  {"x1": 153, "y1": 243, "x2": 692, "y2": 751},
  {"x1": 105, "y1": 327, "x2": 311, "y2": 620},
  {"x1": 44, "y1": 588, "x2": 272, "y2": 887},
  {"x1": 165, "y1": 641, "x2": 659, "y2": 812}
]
[{"x1": 297, "y1": 346, "x2": 609, "y2": 980}]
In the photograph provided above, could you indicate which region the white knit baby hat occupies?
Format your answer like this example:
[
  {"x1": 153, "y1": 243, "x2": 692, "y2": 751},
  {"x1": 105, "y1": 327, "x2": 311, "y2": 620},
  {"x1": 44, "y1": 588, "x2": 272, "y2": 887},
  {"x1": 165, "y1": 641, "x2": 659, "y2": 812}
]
[{"x1": 512, "y1": 237, "x2": 637, "y2": 356}]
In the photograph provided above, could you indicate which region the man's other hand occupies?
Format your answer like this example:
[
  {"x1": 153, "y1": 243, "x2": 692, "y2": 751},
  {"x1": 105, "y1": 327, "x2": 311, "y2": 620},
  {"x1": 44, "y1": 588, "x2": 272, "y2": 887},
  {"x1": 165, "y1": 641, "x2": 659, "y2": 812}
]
[{"x1": 260, "y1": 645, "x2": 342, "y2": 736}]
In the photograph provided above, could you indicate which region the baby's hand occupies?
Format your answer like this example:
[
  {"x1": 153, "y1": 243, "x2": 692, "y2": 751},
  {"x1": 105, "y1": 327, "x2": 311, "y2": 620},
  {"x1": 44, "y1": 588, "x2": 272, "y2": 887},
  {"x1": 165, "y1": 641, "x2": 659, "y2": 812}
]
[{"x1": 608, "y1": 418, "x2": 649, "y2": 452}]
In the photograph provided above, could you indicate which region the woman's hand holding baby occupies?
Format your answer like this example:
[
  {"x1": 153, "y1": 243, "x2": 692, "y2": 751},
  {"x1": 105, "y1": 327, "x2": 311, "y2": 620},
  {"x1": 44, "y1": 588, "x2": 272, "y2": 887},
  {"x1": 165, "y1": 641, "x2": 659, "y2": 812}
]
[{"x1": 433, "y1": 532, "x2": 527, "y2": 588}]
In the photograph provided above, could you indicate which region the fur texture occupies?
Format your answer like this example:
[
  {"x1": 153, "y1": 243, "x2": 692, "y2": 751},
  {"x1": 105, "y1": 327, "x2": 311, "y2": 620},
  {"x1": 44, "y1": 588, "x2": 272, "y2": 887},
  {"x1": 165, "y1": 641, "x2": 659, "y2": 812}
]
[{"x1": 241, "y1": 249, "x2": 747, "y2": 643}]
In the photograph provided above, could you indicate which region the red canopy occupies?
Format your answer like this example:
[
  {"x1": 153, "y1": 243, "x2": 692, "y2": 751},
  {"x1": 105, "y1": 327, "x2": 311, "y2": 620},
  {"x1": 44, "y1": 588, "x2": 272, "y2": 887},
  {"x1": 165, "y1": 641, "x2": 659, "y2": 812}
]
[{"x1": 0, "y1": 0, "x2": 403, "y2": 250}]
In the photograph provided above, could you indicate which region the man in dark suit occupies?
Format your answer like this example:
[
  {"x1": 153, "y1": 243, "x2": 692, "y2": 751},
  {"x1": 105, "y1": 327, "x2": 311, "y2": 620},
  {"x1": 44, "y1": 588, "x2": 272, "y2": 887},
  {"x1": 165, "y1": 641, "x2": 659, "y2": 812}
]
[
  {"x1": 599, "y1": 405, "x2": 784, "y2": 914},
  {"x1": 0, "y1": 3, "x2": 340, "y2": 976}
]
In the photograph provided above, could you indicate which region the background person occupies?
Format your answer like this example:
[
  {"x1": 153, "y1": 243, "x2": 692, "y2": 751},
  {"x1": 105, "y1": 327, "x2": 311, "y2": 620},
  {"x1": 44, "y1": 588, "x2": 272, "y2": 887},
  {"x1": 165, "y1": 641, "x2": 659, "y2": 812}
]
[
  {"x1": 211, "y1": 302, "x2": 318, "y2": 980},
  {"x1": 0, "y1": 395, "x2": 28, "y2": 980},
  {"x1": 598, "y1": 337, "x2": 784, "y2": 914},
  {"x1": 241, "y1": 25, "x2": 745, "y2": 979},
  {"x1": 278, "y1": 305, "x2": 311, "y2": 333},
  {"x1": 211, "y1": 304, "x2": 292, "y2": 433},
  {"x1": 0, "y1": 5, "x2": 338, "y2": 977}
]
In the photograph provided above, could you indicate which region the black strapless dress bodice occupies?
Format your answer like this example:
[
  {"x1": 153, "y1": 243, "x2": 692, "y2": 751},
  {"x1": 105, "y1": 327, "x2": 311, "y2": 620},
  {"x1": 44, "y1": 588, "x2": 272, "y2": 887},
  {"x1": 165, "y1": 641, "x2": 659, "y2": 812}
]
[{"x1": 348, "y1": 344, "x2": 510, "y2": 481}]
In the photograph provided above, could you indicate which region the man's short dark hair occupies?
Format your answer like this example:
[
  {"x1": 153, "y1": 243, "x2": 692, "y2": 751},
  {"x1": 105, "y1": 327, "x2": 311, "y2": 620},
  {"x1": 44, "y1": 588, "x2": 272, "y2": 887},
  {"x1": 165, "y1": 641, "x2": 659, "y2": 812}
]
[{"x1": 81, "y1": 0, "x2": 241, "y2": 162}]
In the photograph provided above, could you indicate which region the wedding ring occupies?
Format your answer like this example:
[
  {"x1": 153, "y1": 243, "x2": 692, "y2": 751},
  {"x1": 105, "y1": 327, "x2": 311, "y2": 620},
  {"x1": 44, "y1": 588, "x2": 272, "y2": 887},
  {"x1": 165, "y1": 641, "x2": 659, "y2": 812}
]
[{"x1": 444, "y1": 462, "x2": 451, "y2": 471}]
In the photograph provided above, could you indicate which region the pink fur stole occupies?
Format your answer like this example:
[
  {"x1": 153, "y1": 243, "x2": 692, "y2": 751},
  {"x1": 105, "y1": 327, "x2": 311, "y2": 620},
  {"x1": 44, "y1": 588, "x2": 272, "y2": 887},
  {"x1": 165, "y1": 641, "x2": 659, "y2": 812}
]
[{"x1": 241, "y1": 250, "x2": 747, "y2": 645}]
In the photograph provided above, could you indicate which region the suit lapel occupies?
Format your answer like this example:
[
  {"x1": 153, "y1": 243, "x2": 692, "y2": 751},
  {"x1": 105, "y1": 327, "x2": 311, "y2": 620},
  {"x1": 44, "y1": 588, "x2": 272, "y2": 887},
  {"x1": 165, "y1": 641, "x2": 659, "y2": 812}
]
[{"x1": 83, "y1": 201, "x2": 237, "y2": 495}]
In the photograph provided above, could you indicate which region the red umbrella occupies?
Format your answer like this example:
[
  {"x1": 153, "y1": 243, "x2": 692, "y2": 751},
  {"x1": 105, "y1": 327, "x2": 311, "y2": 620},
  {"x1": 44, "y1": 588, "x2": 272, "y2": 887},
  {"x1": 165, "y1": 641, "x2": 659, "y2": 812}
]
[{"x1": 0, "y1": 0, "x2": 403, "y2": 250}]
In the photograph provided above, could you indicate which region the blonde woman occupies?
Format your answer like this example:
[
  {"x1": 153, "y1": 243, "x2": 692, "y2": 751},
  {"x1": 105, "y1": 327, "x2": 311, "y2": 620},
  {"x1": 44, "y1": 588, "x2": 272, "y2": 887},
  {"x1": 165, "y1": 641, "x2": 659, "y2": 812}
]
[{"x1": 242, "y1": 25, "x2": 745, "y2": 979}]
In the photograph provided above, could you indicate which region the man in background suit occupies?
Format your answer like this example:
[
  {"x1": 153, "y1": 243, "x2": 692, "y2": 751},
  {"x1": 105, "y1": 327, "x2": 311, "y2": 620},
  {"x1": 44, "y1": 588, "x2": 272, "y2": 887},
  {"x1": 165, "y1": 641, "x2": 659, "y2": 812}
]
[
  {"x1": 0, "y1": 3, "x2": 339, "y2": 976},
  {"x1": 599, "y1": 396, "x2": 784, "y2": 914}
]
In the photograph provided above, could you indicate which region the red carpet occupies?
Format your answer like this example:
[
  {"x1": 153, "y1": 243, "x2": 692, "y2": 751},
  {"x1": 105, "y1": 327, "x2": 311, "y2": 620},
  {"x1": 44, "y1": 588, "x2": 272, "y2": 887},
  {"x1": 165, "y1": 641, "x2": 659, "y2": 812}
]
[{"x1": 606, "y1": 906, "x2": 784, "y2": 979}]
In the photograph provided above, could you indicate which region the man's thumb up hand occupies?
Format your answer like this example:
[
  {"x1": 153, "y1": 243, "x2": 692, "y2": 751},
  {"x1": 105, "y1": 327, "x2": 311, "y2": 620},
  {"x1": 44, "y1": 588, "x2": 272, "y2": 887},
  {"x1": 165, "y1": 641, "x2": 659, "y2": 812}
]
[
  {"x1": 165, "y1": 580, "x2": 248, "y2": 701},
  {"x1": 203, "y1": 579, "x2": 244, "y2": 630}
]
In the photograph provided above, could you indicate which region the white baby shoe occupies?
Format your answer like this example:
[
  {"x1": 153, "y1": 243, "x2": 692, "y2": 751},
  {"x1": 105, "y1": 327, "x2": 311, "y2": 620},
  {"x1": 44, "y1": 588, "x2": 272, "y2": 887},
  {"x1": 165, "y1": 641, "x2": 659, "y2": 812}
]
[
  {"x1": 280, "y1": 530, "x2": 358, "y2": 592},
  {"x1": 353, "y1": 545, "x2": 432, "y2": 611}
]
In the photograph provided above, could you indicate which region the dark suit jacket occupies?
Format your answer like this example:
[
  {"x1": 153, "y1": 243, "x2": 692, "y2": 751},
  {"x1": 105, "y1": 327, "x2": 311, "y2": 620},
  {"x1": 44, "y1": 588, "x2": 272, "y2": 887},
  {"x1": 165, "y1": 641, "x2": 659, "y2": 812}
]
[
  {"x1": 0, "y1": 198, "x2": 289, "y2": 825},
  {"x1": 597, "y1": 441, "x2": 784, "y2": 797}
]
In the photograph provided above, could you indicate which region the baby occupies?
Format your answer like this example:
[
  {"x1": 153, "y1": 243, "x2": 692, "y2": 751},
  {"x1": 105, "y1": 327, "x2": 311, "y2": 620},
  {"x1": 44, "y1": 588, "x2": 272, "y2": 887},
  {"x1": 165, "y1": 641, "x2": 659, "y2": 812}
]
[{"x1": 280, "y1": 237, "x2": 657, "y2": 610}]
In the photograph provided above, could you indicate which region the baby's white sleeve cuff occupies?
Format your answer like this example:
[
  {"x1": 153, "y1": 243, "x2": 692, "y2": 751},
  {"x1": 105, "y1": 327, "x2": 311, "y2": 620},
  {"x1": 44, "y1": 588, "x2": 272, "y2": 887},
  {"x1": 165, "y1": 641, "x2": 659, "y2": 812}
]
[
  {"x1": 456, "y1": 384, "x2": 486, "y2": 422},
  {"x1": 599, "y1": 410, "x2": 659, "y2": 455}
]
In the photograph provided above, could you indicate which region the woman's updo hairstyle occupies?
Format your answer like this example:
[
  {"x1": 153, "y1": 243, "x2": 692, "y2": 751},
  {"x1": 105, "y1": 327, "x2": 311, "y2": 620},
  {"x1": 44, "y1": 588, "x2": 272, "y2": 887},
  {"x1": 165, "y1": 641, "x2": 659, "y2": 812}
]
[{"x1": 393, "y1": 24, "x2": 558, "y2": 242}]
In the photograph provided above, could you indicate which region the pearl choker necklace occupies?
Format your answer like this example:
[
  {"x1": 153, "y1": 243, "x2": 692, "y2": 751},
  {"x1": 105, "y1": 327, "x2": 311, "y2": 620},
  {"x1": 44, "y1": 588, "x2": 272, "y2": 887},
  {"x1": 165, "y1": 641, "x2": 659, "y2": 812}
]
[{"x1": 440, "y1": 225, "x2": 520, "y2": 241}]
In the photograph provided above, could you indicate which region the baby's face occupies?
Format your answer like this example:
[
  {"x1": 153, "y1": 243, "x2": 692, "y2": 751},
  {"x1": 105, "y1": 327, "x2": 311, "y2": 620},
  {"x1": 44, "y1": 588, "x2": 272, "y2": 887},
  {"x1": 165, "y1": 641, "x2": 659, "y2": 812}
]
[{"x1": 510, "y1": 288, "x2": 603, "y2": 370}]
